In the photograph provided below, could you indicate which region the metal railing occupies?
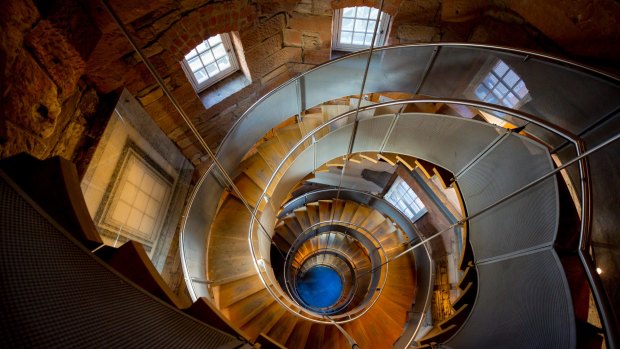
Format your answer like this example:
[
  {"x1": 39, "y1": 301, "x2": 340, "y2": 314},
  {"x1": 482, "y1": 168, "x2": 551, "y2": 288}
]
[
  {"x1": 104, "y1": 0, "x2": 620, "y2": 344},
  {"x1": 279, "y1": 188, "x2": 436, "y2": 345},
  {"x1": 288, "y1": 249, "x2": 357, "y2": 314},
  {"x1": 163, "y1": 45, "x2": 618, "y2": 345},
  {"x1": 279, "y1": 188, "x2": 426, "y2": 242},
  {"x1": 250, "y1": 218, "x2": 389, "y2": 324},
  {"x1": 241, "y1": 96, "x2": 615, "y2": 342},
  {"x1": 281, "y1": 220, "x2": 388, "y2": 316}
]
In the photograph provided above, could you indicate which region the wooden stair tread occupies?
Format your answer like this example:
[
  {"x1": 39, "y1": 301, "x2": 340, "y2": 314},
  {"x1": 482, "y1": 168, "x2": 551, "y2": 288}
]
[
  {"x1": 379, "y1": 233, "x2": 407, "y2": 250},
  {"x1": 377, "y1": 152, "x2": 398, "y2": 166},
  {"x1": 293, "y1": 208, "x2": 311, "y2": 230},
  {"x1": 276, "y1": 124, "x2": 304, "y2": 155},
  {"x1": 239, "y1": 152, "x2": 275, "y2": 192},
  {"x1": 283, "y1": 215, "x2": 303, "y2": 237},
  {"x1": 433, "y1": 166, "x2": 454, "y2": 189},
  {"x1": 208, "y1": 254, "x2": 255, "y2": 281},
  {"x1": 216, "y1": 273, "x2": 265, "y2": 308},
  {"x1": 321, "y1": 325, "x2": 341, "y2": 349},
  {"x1": 350, "y1": 205, "x2": 371, "y2": 225},
  {"x1": 360, "y1": 209, "x2": 386, "y2": 233},
  {"x1": 257, "y1": 136, "x2": 288, "y2": 171},
  {"x1": 210, "y1": 197, "x2": 251, "y2": 238},
  {"x1": 346, "y1": 318, "x2": 373, "y2": 349},
  {"x1": 275, "y1": 221, "x2": 297, "y2": 245},
  {"x1": 256, "y1": 333, "x2": 287, "y2": 349},
  {"x1": 208, "y1": 236, "x2": 251, "y2": 255},
  {"x1": 381, "y1": 286, "x2": 415, "y2": 309},
  {"x1": 331, "y1": 199, "x2": 346, "y2": 222},
  {"x1": 349, "y1": 97, "x2": 376, "y2": 120},
  {"x1": 306, "y1": 202, "x2": 320, "y2": 225},
  {"x1": 222, "y1": 289, "x2": 275, "y2": 327},
  {"x1": 368, "y1": 299, "x2": 404, "y2": 336},
  {"x1": 306, "y1": 323, "x2": 326, "y2": 349},
  {"x1": 321, "y1": 104, "x2": 351, "y2": 122},
  {"x1": 359, "y1": 309, "x2": 398, "y2": 348},
  {"x1": 372, "y1": 220, "x2": 397, "y2": 239},
  {"x1": 340, "y1": 201, "x2": 359, "y2": 222},
  {"x1": 375, "y1": 296, "x2": 408, "y2": 324},
  {"x1": 241, "y1": 300, "x2": 288, "y2": 340},
  {"x1": 232, "y1": 173, "x2": 264, "y2": 207},
  {"x1": 268, "y1": 312, "x2": 300, "y2": 345},
  {"x1": 300, "y1": 113, "x2": 328, "y2": 139},
  {"x1": 209, "y1": 269, "x2": 258, "y2": 286},
  {"x1": 358, "y1": 152, "x2": 379, "y2": 163},
  {"x1": 415, "y1": 158, "x2": 435, "y2": 179},
  {"x1": 286, "y1": 320, "x2": 313, "y2": 349},
  {"x1": 273, "y1": 234, "x2": 292, "y2": 251},
  {"x1": 396, "y1": 154, "x2": 417, "y2": 171},
  {"x1": 318, "y1": 200, "x2": 332, "y2": 222}
]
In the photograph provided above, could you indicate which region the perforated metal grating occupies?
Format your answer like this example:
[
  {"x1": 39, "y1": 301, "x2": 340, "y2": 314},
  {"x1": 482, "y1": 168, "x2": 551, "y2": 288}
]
[
  {"x1": 458, "y1": 133, "x2": 558, "y2": 262},
  {"x1": 383, "y1": 113, "x2": 504, "y2": 174},
  {"x1": 444, "y1": 250, "x2": 575, "y2": 349},
  {"x1": 0, "y1": 175, "x2": 241, "y2": 348}
]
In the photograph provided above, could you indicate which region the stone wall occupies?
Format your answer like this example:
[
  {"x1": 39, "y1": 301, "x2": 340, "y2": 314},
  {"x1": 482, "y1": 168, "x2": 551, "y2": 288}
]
[
  {"x1": 95, "y1": 0, "x2": 335, "y2": 168},
  {"x1": 0, "y1": 0, "x2": 118, "y2": 177},
  {"x1": 107, "y1": 0, "x2": 618, "y2": 175},
  {"x1": 2, "y1": 0, "x2": 619, "y2": 175},
  {"x1": 389, "y1": 0, "x2": 620, "y2": 63}
]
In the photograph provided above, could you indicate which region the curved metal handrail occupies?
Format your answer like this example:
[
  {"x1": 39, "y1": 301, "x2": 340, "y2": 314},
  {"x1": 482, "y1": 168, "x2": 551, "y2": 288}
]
[
  {"x1": 177, "y1": 44, "x2": 618, "y2": 346},
  {"x1": 104, "y1": 12, "x2": 617, "y2": 342},
  {"x1": 216, "y1": 43, "x2": 617, "y2": 157},
  {"x1": 283, "y1": 220, "x2": 386, "y2": 270},
  {"x1": 280, "y1": 187, "x2": 424, "y2": 242},
  {"x1": 246, "y1": 97, "x2": 586, "y2": 325},
  {"x1": 279, "y1": 188, "x2": 440, "y2": 345},
  {"x1": 259, "y1": 219, "x2": 389, "y2": 323},
  {"x1": 290, "y1": 249, "x2": 357, "y2": 314},
  {"x1": 188, "y1": 96, "x2": 580, "y2": 297},
  {"x1": 282, "y1": 222, "x2": 384, "y2": 314}
]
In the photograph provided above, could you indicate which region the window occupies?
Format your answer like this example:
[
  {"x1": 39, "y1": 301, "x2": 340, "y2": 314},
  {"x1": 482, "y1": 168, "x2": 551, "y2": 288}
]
[
  {"x1": 181, "y1": 33, "x2": 239, "y2": 92},
  {"x1": 473, "y1": 60, "x2": 530, "y2": 108},
  {"x1": 385, "y1": 177, "x2": 427, "y2": 222},
  {"x1": 95, "y1": 144, "x2": 174, "y2": 248},
  {"x1": 110, "y1": 154, "x2": 170, "y2": 240},
  {"x1": 332, "y1": 6, "x2": 390, "y2": 51}
]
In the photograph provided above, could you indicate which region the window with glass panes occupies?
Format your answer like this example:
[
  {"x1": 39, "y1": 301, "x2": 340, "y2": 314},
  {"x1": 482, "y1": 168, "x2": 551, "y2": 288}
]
[
  {"x1": 333, "y1": 6, "x2": 390, "y2": 51},
  {"x1": 474, "y1": 60, "x2": 529, "y2": 108},
  {"x1": 385, "y1": 177, "x2": 427, "y2": 222},
  {"x1": 182, "y1": 33, "x2": 239, "y2": 92}
]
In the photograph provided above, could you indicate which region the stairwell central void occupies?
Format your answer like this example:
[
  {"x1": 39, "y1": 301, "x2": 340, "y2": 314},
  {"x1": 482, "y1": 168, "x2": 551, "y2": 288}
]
[{"x1": 296, "y1": 265, "x2": 343, "y2": 308}]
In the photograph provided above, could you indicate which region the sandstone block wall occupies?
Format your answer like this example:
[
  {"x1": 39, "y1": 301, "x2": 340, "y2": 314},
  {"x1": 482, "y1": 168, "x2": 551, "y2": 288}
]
[
  {"x1": 1, "y1": 0, "x2": 618, "y2": 175},
  {"x1": 0, "y1": 0, "x2": 116, "y2": 176}
]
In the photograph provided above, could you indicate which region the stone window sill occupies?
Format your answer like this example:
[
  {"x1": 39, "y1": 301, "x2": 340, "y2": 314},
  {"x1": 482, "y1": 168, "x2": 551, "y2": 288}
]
[{"x1": 199, "y1": 71, "x2": 251, "y2": 109}]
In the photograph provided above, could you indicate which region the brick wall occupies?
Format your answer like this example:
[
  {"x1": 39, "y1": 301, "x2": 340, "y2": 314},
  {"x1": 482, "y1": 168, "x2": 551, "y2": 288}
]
[{"x1": 2, "y1": 0, "x2": 618, "y2": 174}]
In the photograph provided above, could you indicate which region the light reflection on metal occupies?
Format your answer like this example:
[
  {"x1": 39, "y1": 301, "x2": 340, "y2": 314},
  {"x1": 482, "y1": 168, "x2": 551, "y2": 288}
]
[{"x1": 102, "y1": 9, "x2": 620, "y2": 340}]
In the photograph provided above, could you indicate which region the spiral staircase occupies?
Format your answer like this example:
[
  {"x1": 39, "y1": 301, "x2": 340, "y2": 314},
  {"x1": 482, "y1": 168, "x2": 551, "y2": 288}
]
[
  {"x1": 1, "y1": 42, "x2": 619, "y2": 348},
  {"x1": 179, "y1": 44, "x2": 620, "y2": 349}
]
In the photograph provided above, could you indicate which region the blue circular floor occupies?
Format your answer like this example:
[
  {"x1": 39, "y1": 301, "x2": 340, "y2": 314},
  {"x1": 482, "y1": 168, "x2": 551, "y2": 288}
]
[{"x1": 296, "y1": 265, "x2": 343, "y2": 308}]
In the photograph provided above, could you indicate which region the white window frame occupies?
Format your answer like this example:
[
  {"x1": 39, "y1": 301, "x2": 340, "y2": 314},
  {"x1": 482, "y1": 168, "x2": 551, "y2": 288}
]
[
  {"x1": 181, "y1": 33, "x2": 239, "y2": 93},
  {"x1": 469, "y1": 58, "x2": 531, "y2": 109},
  {"x1": 384, "y1": 177, "x2": 427, "y2": 222},
  {"x1": 332, "y1": 6, "x2": 391, "y2": 52}
]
